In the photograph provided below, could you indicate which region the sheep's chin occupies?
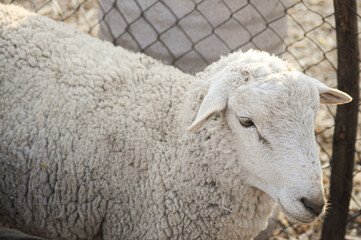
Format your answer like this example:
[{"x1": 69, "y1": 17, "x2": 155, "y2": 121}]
[{"x1": 277, "y1": 198, "x2": 317, "y2": 224}]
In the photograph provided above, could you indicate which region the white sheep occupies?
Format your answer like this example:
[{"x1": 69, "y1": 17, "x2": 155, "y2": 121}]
[{"x1": 0, "y1": 4, "x2": 352, "y2": 240}]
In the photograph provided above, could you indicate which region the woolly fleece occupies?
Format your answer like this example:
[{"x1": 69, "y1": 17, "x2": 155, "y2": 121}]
[{"x1": 0, "y1": 4, "x2": 333, "y2": 240}]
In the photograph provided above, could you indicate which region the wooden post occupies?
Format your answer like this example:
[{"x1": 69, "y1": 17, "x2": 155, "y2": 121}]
[{"x1": 321, "y1": 0, "x2": 359, "y2": 239}]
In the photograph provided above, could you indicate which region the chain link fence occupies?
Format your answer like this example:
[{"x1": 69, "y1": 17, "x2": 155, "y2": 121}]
[
  {"x1": 97, "y1": 0, "x2": 288, "y2": 73},
  {"x1": 3, "y1": 0, "x2": 361, "y2": 239}
]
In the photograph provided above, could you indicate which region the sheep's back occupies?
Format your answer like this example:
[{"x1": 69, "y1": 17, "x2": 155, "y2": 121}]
[{"x1": 0, "y1": 4, "x2": 191, "y2": 239}]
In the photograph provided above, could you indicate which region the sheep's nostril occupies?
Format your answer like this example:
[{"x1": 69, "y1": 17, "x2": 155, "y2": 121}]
[{"x1": 300, "y1": 197, "x2": 325, "y2": 216}]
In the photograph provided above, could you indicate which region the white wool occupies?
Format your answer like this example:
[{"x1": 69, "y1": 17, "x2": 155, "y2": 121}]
[{"x1": 0, "y1": 4, "x2": 352, "y2": 240}]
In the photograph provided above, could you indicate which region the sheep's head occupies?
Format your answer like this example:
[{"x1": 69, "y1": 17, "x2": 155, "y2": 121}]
[{"x1": 188, "y1": 50, "x2": 352, "y2": 224}]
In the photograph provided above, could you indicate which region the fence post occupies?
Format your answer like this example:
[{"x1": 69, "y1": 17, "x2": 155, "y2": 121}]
[{"x1": 321, "y1": 0, "x2": 360, "y2": 239}]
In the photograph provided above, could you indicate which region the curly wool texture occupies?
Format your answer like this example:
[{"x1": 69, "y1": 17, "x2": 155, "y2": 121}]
[{"x1": 0, "y1": 4, "x2": 276, "y2": 240}]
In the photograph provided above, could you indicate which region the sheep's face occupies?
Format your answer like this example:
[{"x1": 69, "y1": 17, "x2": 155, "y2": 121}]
[
  {"x1": 226, "y1": 73, "x2": 326, "y2": 224},
  {"x1": 188, "y1": 51, "x2": 352, "y2": 224}
]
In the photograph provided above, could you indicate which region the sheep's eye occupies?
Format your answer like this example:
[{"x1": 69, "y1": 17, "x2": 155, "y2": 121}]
[{"x1": 239, "y1": 118, "x2": 254, "y2": 128}]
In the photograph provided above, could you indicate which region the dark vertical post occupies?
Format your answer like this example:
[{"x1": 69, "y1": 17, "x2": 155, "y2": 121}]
[{"x1": 321, "y1": 0, "x2": 359, "y2": 239}]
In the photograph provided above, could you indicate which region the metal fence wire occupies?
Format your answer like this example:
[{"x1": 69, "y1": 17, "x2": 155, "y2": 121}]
[{"x1": 3, "y1": 0, "x2": 361, "y2": 239}]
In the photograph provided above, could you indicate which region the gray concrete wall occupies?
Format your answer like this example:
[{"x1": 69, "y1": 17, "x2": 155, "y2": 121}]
[{"x1": 98, "y1": 0, "x2": 288, "y2": 73}]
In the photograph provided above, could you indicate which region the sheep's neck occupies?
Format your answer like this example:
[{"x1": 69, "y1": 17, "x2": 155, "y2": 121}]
[{"x1": 157, "y1": 81, "x2": 277, "y2": 239}]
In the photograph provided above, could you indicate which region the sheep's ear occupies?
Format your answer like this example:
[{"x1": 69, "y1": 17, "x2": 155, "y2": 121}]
[
  {"x1": 312, "y1": 79, "x2": 352, "y2": 105},
  {"x1": 187, "y1": 81, "x2": 228, "y2": 132}
]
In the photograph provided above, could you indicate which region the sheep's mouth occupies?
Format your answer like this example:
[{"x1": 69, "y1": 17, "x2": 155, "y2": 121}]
[{"x1": 277, "y1": 198, "x2": 315, "y2": 224}]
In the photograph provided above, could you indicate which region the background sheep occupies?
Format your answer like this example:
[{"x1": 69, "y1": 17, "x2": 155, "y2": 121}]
[{"x1": 0, "y1": 4, "x2": 352, "y2": 240}]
